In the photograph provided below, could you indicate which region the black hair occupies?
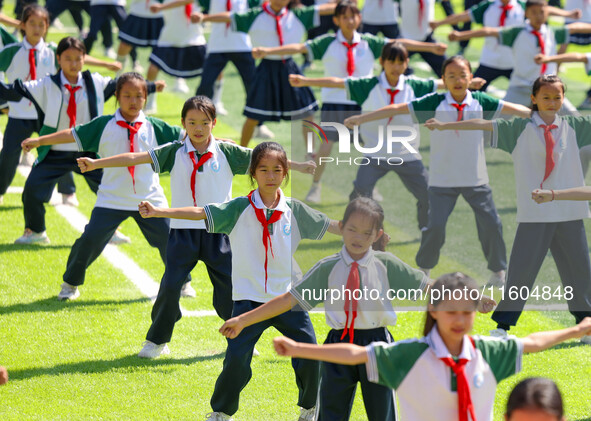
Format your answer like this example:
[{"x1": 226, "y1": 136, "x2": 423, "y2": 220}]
[
  {"x1": 342, "y1": 197, "x2": 387, "y2": 251},
  {"x1": 182, "y1": 96, "x2": 216, "y2": 121},
  {"x1": 506, "y1": 378, "x2": 563, "y2": 420},
  {"x1": 20, "y1": 4, "x2": 49, "y2": 38},
  {"x1": 248, "y1": 141, "x2": 289, "y2": 187},
  {"x1": 334, "y1": 0, "x2": 360, "y2": 17},
  {"x1": 56, "y1": 36, "x2": 86, "y2": 57},
  {"x1": 441, "y1": 55, "x2": 472, "y2": 76},
  {"x1": 423, "y1": 272, "x2": 479, "y2": 336},
  {"x1": 525, "y1": 0, "x2": 547, "y2": 10},
  {"x1": 380, "y1": 41, "x2": 409, "y2": 64},
  {"x1": 115, "y1": 72, "x2": 148, "y2": 101},
  {"x1": 530, "y1": 74, "x2": 565, "y2": 112}
]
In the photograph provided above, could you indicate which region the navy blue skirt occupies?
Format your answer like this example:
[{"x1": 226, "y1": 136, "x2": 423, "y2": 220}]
[
  {"x1": 149, "y1": 45, "x2": 206, "y2": 78},
  {"x1": 569, "y1": 32, "x2": 591, "y2": 45},
  {"x1": 119, "y1": 15, "x2": 164, "y2": 47},
  {"x1": 243, "y1": 58, "x2": 318, "y2": 122}
]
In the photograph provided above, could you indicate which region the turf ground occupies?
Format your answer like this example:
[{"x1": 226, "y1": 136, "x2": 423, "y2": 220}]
[{"x1": 0, "y1": 2, "x2": 590, "y2": 420}]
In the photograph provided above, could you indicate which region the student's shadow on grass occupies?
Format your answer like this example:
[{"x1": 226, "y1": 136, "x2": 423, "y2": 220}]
[
  {"x1": 0, "y1": 205, "x2": 21, "y2": 212},
  {"x1": 549, "y1": 341, "x2": 591, "y2": 351},
  {"x1": 8, "y1": 353, "x2": 225, "y2": 382},
  {"x1": 0, "y1": 297, "x2": 151, "y2": 316},
  {"x1": 0, "y1": 243, "x2": 71, "y2": 252}
]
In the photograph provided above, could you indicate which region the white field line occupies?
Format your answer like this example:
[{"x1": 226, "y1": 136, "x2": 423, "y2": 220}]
[
  {"x1": 10, "y1": 166, "x2": 569, "y2": 312},
  {"x1": 13, "y1": 164, "x2": 216, "y2": 317}
]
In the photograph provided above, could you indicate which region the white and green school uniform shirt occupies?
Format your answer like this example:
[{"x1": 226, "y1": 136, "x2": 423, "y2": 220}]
[
  {"x1": 148, "y1": 135, "x2": 252, "y2": 229},
  {"x1": 492, "y1": 113, "x2": 591, "y2": 223},
  {"x1": 361, "y1": 0, "x2": 399, "y2": 25},
  {"x1": 345, "y1": 72, "x2": 437, "y2": 162},
  {"x1": 366, "y1": 327, "x2": 523, "y2": 421},
  {"x1": 0, "y1": 38, "x2": 57, "y2": 119},
  {"x1": 157, "y1": 0, "x2": 206, "y2": 47},
  {"x1": 398, "y1": 0, "x2": 436, "y2": 41},
  {"x1": 0, "y1": 25, "x2": 18, "y2": 109},
  {"x1": 469, "y1": 0, "x2": 525, "y2": 70},
  {"x1": 128, "y1": 0, "x2": 163, "y2": 18},
  {"x1": 72, "y1": 109, "x2": 183, "y2": 210},
  {"x1": 204, "y1": 188, "x2": 330, "y2": 302},
  {"x1": 230, "y1": 5, "x2": 320, "y2": 59},
  {"x1": 409, "y1": 91, "x2": 503, "y2": 187},
  {"x1": 204, "y1": 0, "x2": 260, "y2": 53},
  {"x1": 585, "y1": 52, "x2": 591, "y2": 75},
  {"x1": 498, "y1": 23, "x2": 568, "y2": 88},
  {"x1": 306, "y1": 30, "x2": 387, "y2": 105},
  {"x1": 291, "y1": 246, "x2": 428, "y2": 330}
]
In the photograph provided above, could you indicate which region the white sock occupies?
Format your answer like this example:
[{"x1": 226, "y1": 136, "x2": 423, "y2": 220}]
[
  {"x1": 116, "y1": 55, "x2": 127, "y2": 76},
  {"x1": 212, "y1": 79, "x2": 224, "y2": 105},
  {"x1": 146, "y1": 93, "x2": 156, "y2": 110}
]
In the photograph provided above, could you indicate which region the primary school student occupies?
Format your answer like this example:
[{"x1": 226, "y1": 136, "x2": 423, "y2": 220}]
[
  {"x1": 272, "y1": 273, "x2": 591, "y2": 421},
  {"x1": 424, "y1": 74, "x2": 591, "y2": 340},
  {"x1": 218, "y1": 197, "x2": 433, "y2": 421},
  {"x1": 138, "y1": 141, "x2": 341, "y2": 421},
  {"x1": 76, "y1": 96, "x2": 315, "y2": 358},
  {"x1": 21, "y1": 72, "x2": 192, "y2": 301},
  {"x1": 344, "y1": 55, "x2": 531, "y2": 286},
  {"x1": 505, "y1": 378, "x2": 566, "y2": 421}
]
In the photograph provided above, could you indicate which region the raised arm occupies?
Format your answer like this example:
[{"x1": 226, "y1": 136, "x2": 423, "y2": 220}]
[
  {"x1": 289, "y1": 74, "x2": 345, "y2": 88},
  {"x1": 566, "y1": 22, "x2": 591, "y2": 34},
  {"x1": 220, "y1": 293, "x2": 293, "y2": 338},
  {"x1": 21, "y1": 128, "x2": 75, "y2": 152},
  {"x1": 252, "y1": 44, "x2": 308, "y2": 59},
  {"x1": 77, "y1": 151, "x2": 152, "y2": 173},
  {"x1": 500, "y1": 101, "x2": 532, "y2": 118},
  {"x1": 532, "y1": 186, "x2": 591, "y2": 203},
  {"x1": 429, "y1": 10, "x2": 471, "y2": 30},
  {"x1": 138, "y1": 201, "x2": 207, "y2": 220},
  {"x1": 535, "y1": 52, "x2": 588, "y2": 65},
  {"x1": 448, "y1": 27, "x2": 499, "y2": 41},
  {"x1": 424, "y1": 118, "x2": 494, "y2": 132},
  {"x1": 521, "y1": 317, "x2": 591, "y2": 353},
  {"x1": 273, "y1": 337, "x2": 369, "y2": 364},
  {"x1": 344, "y1": 103, "x2": 410, "y2": 128}
]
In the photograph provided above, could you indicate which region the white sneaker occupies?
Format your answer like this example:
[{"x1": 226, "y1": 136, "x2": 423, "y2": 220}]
[
  {"x1": 0, "y1": 195, "x2": 3, "y2": 205},
  {"x1": 145, "y1": 94, "x2": 157, "y2": 114},
  {"x1": 14, "y1": 229, "x2": 50, "y2": 245},
  {"x1": 486, "y1": 270, "x2": 506, "y2": 288},
  {"x1": 254, "y1": 124, "x2": 275, "y2": 139},
  {"x1": 109, "y1": 230, "x2": 131, "y2": 245},
  {"x1": 138, "y1": 340, "x2": 170, "y2": 358},
  {"x1": 215, "y1": 102, "x2": 228, "y2": 116},
  {"x1": 172, "y1": 78, "x2": 190, "y2": 94},
  {"x1": 132, "y1": 60, "x2": 144, "y2": 73},
  {"x1": 253, "y1": 347, "x2": 260, "y2": 357},
  {"x1": 581, "y1": 335, "x2": 591, "y2": 345},
  {"x1": 52, "y1": 17, "x2": 65, "y2": 30},
  {"x1": 372, "y1": 187, "x2": 384, "y2": 202},
  {"x1": 62, "y1": 193, "x2": 79, "y2": 207},
  {"x1": 58, "y1": 282, "x2": 80, "y2": 301},
  {"x1": 104, "y1": 47, "x2": 117, "y2": 59},
  {"x1": 181, "y1": 282, "x2": 196, "y2": 298},
  {"x1": 20, "y1": 151, "x2": 36, "y2": 167},
  {"x1": 489, "y1": 328, "x2": 508, "y2": 339},
  {"x1": 205, "y1": 412, "x2": 233, "y2": 421},
  {"x1": 419, "y1": 267, "x2": 431, "y2": 277},
  {"x1": 298, "y1": 406, "x2": 316, "y2": 421},
  {"x1": 305, "y1": 183, "x2": 321, "y2": 204}
]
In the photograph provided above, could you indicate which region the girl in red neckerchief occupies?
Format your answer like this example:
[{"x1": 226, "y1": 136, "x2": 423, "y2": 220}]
[
  {"x1": 425, "y1": 74, "x2": 591, "y2": 343},
  {"x1": 273, "y1": 273, "x2": 591, "y2": 421},
  {"x1": 138, "y1": 141, "x2": 342, "y2": 421}
]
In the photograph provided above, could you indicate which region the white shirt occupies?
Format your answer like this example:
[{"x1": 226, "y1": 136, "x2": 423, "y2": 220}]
[
  {"x1": 361, "y1": 0, "x2": 399, "y2": 25},
  {"x1": 128, "y1": 0, "x2": 163, "y2": 18},
  {"x1": 492, "y1": 113, "x2": 591, "y2": 223},
  {"x1": 207, "y1": 0, "x2": 253, "y2": 53},
  {"x1": 52, "y1": 72, "x2": 91, "y2": 152},
  {"x1": 398, "y1": 0, "x2": 436, "y2": 41},
  {"x1": 157, "y1": 0, "x2": 206, "y2": 47},
  {"x1": 90, "y1": 0, "x2": 125, "y2": 5},
  {"x1": 566, "y1": 0, "x2": 591, "y2": 23},
  {"x1": 72, "y1": 110, "x2": 170, "y2": 211}
]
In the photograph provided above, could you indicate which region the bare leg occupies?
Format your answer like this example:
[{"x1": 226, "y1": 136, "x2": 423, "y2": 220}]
[
  {"x1": 241, "y1": 118, "x2": 259, "y2": 147},
  {"x1": 312, "y1": 141, "x2": 333, "y2": 183}
]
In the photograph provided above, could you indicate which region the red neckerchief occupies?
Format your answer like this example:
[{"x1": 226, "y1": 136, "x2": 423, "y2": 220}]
[
  {"x1": 262, "y1": 2, "x2": 288, "y2": 46},
  {"x1": 64, "y1": 84, "x2": 81, "y2": 128},
  {"x1": 116, "y1": 120, "x2": 143, "y2": 193},
  {"x1": 28, "y1": 48, "x2": 36, "y2": 81},
  {"x1": 539, "y1": 123, "x2": 558, "y2": 188},
  {"x1": 185, "y1": 2, "x2": 193, "y2": 22},
  {"x1": 418, "y1": 0, "x2": 425, "y2": 26},
  {"x1": 340, "y1": 261, "x2": 360, "y2": 343},
  {"x1": 531, "y1": 29, "x2": 547, "y2": 74},
  {"x1": 247, "y1": 189, "x2": 283, "y2": 292},
  {"x1": 499, "y1": 3, "x2": 513, "y2": 26},
  {"x1": 188, "y1": 150, "x2": 213, "y2": 206},
  {"x1": 342, "y1": 41, "x2": 359, "y2": 76},
  {"x1": 386, "y1": 88, "x2": 400, "y2": 125}
]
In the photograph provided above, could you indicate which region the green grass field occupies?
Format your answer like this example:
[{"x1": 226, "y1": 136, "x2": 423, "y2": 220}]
[{"x1": 1, "y1": 2, "x2": 591, "y2": 420}]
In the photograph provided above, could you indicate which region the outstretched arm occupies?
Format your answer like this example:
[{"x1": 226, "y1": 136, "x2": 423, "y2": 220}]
[
  {"x1": 150, "y1": 0, "x2": 192, "y2": 12},
  {"x1": 547, "y1": 6, "x2": 581, "y2": 19},
  {"x1": 429, "y1": 10, "x2": 471, "y2": 30},
  {"x1": 566, "y1": 22, "x2": 591, "y2": 34},
  {"x1": 424, "y1": 118, "x2": 494, "y2": 132},
  {"x1": 288, "y1": 159, "x2": 316, "y2": 175},
  {"x1": 191, "y1": 11, "x2": 231, "y2": 23},
  {"x1": 273, "y1": 337, "x2": 369, "y2": 365},
  {"x1": 289, "y1": 74, "x2": 345, "y2": 88},
  {"x1": 397, "y1": 39, "x2": 448, "y2": 55},
  {"x1": 500, "y1": 102, "x2": 532, "y2": 118},
  {"x1": 0, "y1": 13, "x2": 20, "y2": 27},
  {"x1": 22, "y1": 129, "x2": 75, "y2": 152},
  {"x1": 344, "y1": 103, "x2": 410, "y2": 128},
  {"x1": 77, "y1": 152, "x2": 152, "y2": 173},
  {"x1": 448, "y1": 27, "x2": 499, "y2": 41},
  {"x1": 522, "y1": 317, "x2": 591, "y2": 353},
  {"x1": 532, "y1": 186, "x2": 591, "y2": 203},
  {"x1": 84, "y1": 55, "x2": 122, "y2": 72},
  {"x1": 138, "y1": 201, "x2": 207, "y2": 220},
  {"x1": 252, "y1": 44, "x2": 308, "y2": 59},
  {"x1": 535, "y1": 52, "x2": 589, "y2": 65}
]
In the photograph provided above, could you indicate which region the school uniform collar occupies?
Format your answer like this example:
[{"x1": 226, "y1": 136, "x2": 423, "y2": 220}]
[
  {"x1": 525, "y1": 21, "x2": 547, "y2": 34},
  {"x1": 115, "y1": 108, "x2": 147, "y2": 125},
  {"x1": 493, "y1": 0, "x2": 520, "y2": 8},
  {"x1": 336, "y1": 29, "x2": 361, "y2": 45},
  {"x1": 183, "y1": 134, "x2": 215, "y2": 155},
  {"x1": 427, "y1": 325, "x2": 474, "y2": 361},
  {"x1": 445, "y1": 90, "x2": 474, "y2": 107},
  {"x1": 378, "y1": 71, "x2": 406, "y2": 91},
  {"x1": 60, "y1": 70, "x2": 83, "y2": 88},
  {"x1": 531, "y1": 111, "x2": 561, "y2": 128},
  {"x1": 339, "y1": 245, "x2": 374, "y2": 268},
  {"x1": 250, "y1": 187, "x2": 289, "y2": 213},
  {"x1": 23, "y1": 38, "x2": 45, "y2": 51}
]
